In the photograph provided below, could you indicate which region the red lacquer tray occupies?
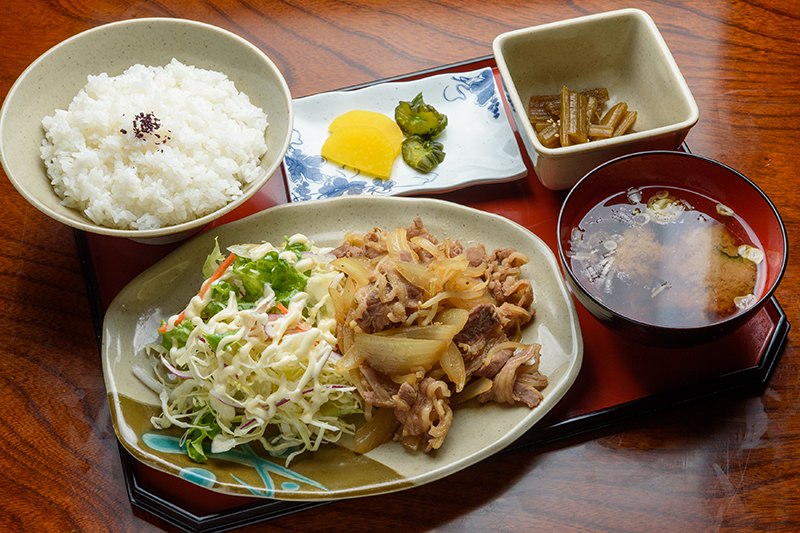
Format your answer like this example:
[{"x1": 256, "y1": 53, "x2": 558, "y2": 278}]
[{"x1": 77, "y1": 56, "x2": 789, "y2": 533}]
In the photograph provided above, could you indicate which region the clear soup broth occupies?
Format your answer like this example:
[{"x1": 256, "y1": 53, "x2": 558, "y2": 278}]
[{"x1": 566, "y1": 186, "x2": 765, "y2": 328}]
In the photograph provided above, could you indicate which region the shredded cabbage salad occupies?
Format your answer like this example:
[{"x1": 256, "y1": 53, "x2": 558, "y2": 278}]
[{"x1": 143, "y1": 234, "x2": 362, "y2": 465}]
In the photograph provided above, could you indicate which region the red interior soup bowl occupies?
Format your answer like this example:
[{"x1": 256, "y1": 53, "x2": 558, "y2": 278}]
[{"x1": 557, "y1": 150, "x2": 787, "y2": 347}]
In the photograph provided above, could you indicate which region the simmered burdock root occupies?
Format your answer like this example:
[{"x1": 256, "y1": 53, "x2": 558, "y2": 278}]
[{"x1": 528, "y1": 85, "x2": 636, "y2": 147}]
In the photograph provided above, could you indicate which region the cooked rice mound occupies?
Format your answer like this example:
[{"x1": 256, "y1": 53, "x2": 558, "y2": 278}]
[{"x1": 40, "y1": 59, "x2": 269, "y2": 230}]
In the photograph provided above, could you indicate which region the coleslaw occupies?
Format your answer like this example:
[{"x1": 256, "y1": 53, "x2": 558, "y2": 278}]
[{"x1": 143, "y1": 234, "x2": 363, "y2": 465}]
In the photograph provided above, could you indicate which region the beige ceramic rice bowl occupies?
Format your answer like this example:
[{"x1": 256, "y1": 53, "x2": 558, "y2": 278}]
[{"x1": 0, "y1": 18, "x2": 293, "y2": 242}]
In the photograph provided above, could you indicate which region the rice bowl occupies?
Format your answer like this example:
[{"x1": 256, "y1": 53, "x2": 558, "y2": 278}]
[
  {"x1": 0, "y1": 18, "x2": 293, "y2": 242},
  {"x1": 41, "y1": 59, "x2": 269, "y2": 230}
]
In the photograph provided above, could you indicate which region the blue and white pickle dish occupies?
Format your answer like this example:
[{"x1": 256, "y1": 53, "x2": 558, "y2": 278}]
[{"x1": 283, "y1": 67, "x2": 527, "y2": 202}]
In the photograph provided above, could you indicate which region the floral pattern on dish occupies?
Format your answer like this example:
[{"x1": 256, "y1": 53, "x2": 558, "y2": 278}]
[
  {"x1": 284, "y1": 67, "x2": 526, "y2": 202},
  {"x1": 142, "y1": 432, "x2": 328, "y2": 497}
]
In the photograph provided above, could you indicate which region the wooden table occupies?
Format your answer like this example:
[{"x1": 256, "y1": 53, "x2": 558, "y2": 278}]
[{"x1": 2, "y1": 1, "x2": 799, "y2": 531}]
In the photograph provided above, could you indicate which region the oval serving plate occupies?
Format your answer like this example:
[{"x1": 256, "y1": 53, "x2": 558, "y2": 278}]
[{"x1": 102, "y1": 196, "x2": 583, "y2": 501}]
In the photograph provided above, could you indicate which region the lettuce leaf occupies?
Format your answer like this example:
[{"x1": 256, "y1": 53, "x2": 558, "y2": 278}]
[
  {"x1": 184, "y1": 410, "x2": 221, "y2": 463},
  {"x1": 233, "y1": 251, "x2": 308, "y2": 306},
  {"x1": 202, "y1": 330, "x2": 240, "y2": 351},
  {"x1": 160, "y1": 319, "x2": 195, "y2": 350},
  {"x1": 283, "y1": 237, "x2": 311, "y2": 258},
  {"x1": 200, "y1": 281, "x2": 255, "y2": 320},
  {"x1": 202, "y1": 238, "x2": 226, "y2": 279}
]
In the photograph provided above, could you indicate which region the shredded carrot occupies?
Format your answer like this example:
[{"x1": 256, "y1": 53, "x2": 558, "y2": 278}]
[
  {"x1": 158, "y1": 253, "x2": 237, "y2": 334},
  {"x1": 199, "y1": 253, "x2": 237, "y2": 298},
  {"x1": 275, "y1": 301, "x2": 312, "y2": 333},
  {"x1": 158, "y1": 311, "x2": 186, "y2": 334},
  {"x1": 290, "y1": 322, "x2": 311, "y2": 333}
]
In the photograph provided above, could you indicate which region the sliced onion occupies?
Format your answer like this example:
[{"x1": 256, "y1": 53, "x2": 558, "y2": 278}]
[
  {"x1": 463, "y1": 264, "x2": 487, "y2": 277},
  {"x1": 159, "y1": 354, "x2": 193, "y2": 380},
  {"x1": 451, "y1": 377, "x2": 493, "y2": 405},
  {"x1": 359, "y1": 368, "x2": 394, "y2": 405},
  {"x1": 210, "y1": 388, "x2": 245, "y2": 408},
  {"x1": 420, "y1": 283, "x2": 488, "y2": 309},
  {"x1": 440, "y1": 341, "x2": 466, "y2": 392},
  {"x1": 485, "y1": 341, "x2": 528, "y2": 360},
  {"x1": 430, "y1": 257, "x2": 469, "y2": 287},
  {"x1": 386, "y1": 227, "x2": 417, "y2": 261},
  {"x1": 389, "y1": 372, "x2": 418, "y2": 385},
  {"x1": 239, "y1": 418, "x2": 258, "y2": 431},
  {"x1": 391, "y1": 260, "x2": 433, "y2": 290},
  {"x1": 435, "y1": 308, "x2": 469, "y2": 331},
  {"x1": 331, "y1": 257, "x2": 372, "y2": 287},
  {"x1": 338, "y1": 321, "x2": 355, "y2": 358},
  {"x1": 329, "y1": 276, "x2": 358, "y2": 326},
  {"x1": 262, "y1": 323, "x2": 277, "y2": 338},
  {"x1": 446, "y1": 277, "x2": 478, "y2": 294},
  {"x1": 335, "y1": 345, "x2": 365, "y2": 372},
  {"x1": 355, "y1": 332, "x2": 447, "y2": 374},
  {"x1": 353, "y1": 407, "x2": 400, "y2": 454},
  {"x1": 373, "y1": 323, "x2": 460, "y2": 341},
  {"x1": 410, "y1": 236, "x2": 440, "y2": 257},
  {"x1": 430, "y1": 256, "x2": 469, "y2": 271}
]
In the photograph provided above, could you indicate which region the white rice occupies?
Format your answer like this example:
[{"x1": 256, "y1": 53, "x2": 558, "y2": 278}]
[{"x1": 40, "y1": 59, "x2": 269, "y2": 230}]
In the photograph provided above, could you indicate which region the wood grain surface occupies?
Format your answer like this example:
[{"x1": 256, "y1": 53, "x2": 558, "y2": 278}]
[{"x1": 1, "y1": 1, "x2": 799, "y2": 532}]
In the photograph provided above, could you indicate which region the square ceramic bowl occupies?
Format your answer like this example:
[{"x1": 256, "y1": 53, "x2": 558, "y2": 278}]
[{"x1": 493, "y1": 8, "x2": 699, "y2": 190}]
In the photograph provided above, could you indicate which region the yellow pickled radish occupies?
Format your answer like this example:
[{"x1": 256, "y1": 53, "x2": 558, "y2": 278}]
[
  {"x1": 321, "y1": 125, "x2": 397, "y2": 179},
  {"x1": 329, "y1": 110, "x2": 403, "y2": 157}
]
